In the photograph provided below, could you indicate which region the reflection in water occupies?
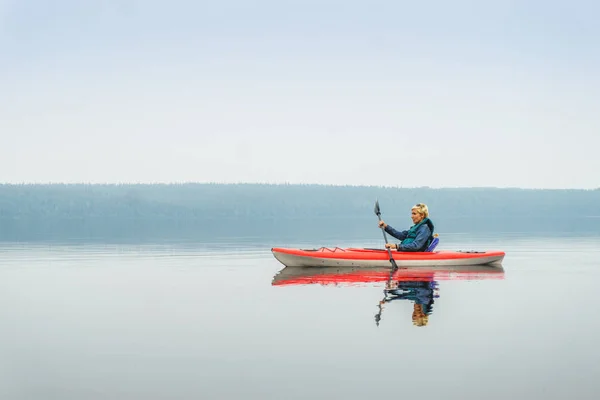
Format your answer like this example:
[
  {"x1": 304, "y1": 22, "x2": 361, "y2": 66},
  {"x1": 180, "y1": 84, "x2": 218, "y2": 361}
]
[
  {"x1": 272, "y1": 264, "x2": 505, "y2": 327},
  {"x1": 378, "y1": 280, "x2": 439, "y2": 327}
]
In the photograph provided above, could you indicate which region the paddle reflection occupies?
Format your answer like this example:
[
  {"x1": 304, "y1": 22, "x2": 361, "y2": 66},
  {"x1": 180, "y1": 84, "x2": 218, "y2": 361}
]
[{"x1": 272, "y1": 264, "x2": 504, "y2": 327}]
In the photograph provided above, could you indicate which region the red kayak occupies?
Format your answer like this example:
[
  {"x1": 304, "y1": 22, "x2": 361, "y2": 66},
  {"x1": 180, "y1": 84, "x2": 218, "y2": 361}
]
[{"x1": 271, "y1": 246, "x2": 505, "y2": 268}]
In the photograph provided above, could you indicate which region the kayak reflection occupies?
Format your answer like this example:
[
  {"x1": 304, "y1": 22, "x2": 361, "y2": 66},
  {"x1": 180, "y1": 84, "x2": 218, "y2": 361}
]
[{"x1": 272, "y1": 264, "x2": 505, "y2": 327}]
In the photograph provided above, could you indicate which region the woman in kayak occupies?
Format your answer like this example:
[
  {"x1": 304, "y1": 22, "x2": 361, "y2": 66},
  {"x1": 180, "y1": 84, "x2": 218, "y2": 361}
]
[{"x1": 378, "y1": 203, "x2": 435, "y2": 252}]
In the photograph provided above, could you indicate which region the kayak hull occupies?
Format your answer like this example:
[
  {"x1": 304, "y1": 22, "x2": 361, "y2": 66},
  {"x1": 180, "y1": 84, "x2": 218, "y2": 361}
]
[{"x1": 271, "y1": 247, "x2": 505, "y2": 268}]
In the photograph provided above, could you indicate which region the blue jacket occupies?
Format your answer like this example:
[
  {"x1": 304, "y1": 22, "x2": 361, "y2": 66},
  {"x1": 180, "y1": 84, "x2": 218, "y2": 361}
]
[
  {"x1": 385, "y1": 280, "x2": 438, "y2": 314},
  {"x1": 384, "y1": 219, "x2": 433, "y2": 251}
]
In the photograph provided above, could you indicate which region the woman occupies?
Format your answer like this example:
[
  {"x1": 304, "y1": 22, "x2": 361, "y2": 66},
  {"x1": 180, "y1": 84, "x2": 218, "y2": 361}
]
[{"x1": 377, "y1": 203, "x2": 435, "y2": 252}]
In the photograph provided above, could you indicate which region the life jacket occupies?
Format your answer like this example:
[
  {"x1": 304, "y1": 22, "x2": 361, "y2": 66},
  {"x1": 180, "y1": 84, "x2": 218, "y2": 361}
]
[{"x1": 401, "y1": 217, "x2": 435, "y2": 251}]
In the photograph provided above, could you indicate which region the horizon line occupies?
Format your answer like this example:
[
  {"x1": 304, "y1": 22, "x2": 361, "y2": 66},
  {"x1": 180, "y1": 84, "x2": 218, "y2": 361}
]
[{"x1": 0, "y1": 181, "x2": 598, "y2": 191}]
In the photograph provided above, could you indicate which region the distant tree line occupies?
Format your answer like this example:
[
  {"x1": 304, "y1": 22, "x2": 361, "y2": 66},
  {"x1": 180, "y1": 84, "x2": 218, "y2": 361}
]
[
  {"x1": 1, "y1": 183, "x2": 599, "y2": 218},
  {"x1": 0, "y1": 183, "x2": 598, "y2": 241}
]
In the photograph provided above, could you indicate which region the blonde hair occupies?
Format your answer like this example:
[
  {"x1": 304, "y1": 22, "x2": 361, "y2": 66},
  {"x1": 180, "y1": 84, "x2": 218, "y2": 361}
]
[
  {"x1": 412, "y1": 203, "x2": 429, "y2": 218},
  {"x1": 412, "y1": 304, "x2": 429, "y2": 327}
]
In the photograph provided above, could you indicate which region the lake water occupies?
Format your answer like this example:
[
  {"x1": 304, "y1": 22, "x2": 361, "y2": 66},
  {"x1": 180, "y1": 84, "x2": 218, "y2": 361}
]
[{"x1": 1, "y1": 233, "x2": 599, "y2": 399}]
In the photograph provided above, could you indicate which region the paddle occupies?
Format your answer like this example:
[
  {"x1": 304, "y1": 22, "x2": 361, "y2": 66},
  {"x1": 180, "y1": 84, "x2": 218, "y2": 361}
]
[
  {"x1": 374, "y1": 199, "x2": 399, "y2": 326},
  {"x1": 374, "y1": 199, "x2": 398, "y2": 271}
]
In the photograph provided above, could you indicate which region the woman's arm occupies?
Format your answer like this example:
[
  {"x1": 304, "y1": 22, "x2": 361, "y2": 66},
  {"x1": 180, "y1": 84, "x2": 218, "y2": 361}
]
[{"x1": 384, "y1": 225, "x2": 408, "y2": 241}]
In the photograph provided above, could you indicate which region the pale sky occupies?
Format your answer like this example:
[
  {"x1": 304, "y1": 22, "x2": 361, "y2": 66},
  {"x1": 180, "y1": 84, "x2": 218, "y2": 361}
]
[{"x1": 1, "y1": 0, "x2": 598, "y2": 189}]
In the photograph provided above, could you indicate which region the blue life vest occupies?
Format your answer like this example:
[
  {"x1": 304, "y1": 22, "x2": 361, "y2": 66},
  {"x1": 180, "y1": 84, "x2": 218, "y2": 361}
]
[{"x1": 401, "y1": 217, "x2": 435, "y2": 251}]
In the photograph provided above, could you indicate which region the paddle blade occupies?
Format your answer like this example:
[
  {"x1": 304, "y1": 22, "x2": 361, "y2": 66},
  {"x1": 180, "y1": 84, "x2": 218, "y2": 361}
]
[{"x1": 374, "y1": 199, "x2": 381, "y2": 216}]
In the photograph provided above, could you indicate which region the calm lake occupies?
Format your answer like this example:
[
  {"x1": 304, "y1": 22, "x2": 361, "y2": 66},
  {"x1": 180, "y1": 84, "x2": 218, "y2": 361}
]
[{"x1": 1, "y1": 233, "x2": 599, "y2": 399}]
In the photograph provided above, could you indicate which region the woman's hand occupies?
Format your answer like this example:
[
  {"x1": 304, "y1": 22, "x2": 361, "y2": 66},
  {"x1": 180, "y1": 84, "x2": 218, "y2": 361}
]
[
  {"x1": 378, "y1": 220, "x2": 387, "y2": 228},
  {"x1": 385, "y1": 243, "x2": 397, "y2": 249}
]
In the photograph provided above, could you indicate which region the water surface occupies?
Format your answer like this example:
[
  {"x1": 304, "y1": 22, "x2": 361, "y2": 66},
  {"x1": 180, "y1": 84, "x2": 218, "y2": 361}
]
[{"x1": 1, "y1": 234, "x2": 599, "y2": 399}]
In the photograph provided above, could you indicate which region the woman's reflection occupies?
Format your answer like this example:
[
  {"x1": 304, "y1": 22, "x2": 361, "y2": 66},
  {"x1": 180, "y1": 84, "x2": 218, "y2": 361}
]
[{"x1": 377, "y1": 279, "x2": 439, "y2": 327}]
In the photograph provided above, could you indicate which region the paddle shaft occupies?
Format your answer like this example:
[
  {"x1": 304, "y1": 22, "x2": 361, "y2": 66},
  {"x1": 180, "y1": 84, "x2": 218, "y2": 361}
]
[{"x1": 376, "y1": 212, "x2": 398, "y2": 270}]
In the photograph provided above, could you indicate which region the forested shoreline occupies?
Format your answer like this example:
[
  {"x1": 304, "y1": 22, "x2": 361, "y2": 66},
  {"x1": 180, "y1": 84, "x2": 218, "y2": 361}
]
[{"x1": 1, "y1": 183, "x2": 598, "y2": 241}]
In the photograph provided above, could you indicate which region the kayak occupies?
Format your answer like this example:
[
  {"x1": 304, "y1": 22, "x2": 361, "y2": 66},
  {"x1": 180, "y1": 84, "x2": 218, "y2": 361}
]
[
  {"x1": 271, "y1": 246, "x2": 505, "y2": 268},
  {"x1": 272, "y1": 264, "x2": 505, "y2": 286}
]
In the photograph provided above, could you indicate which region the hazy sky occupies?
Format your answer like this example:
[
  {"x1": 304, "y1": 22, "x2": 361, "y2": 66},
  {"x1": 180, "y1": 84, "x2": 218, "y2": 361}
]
[{"x1": 1, "y1": 0, "x2": 598, "y2": 188}]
